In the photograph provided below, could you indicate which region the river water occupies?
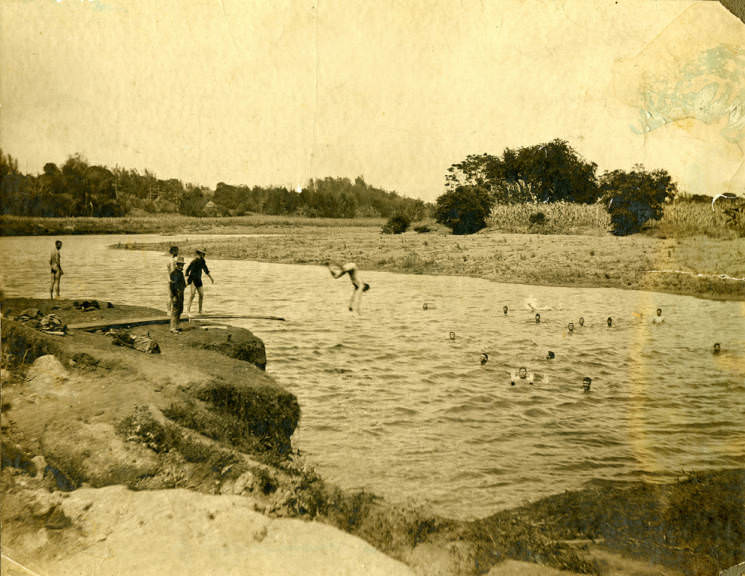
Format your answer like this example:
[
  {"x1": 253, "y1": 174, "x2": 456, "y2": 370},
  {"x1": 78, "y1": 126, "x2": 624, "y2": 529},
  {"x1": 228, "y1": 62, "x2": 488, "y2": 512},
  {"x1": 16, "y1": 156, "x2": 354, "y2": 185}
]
[{"x1": 1, "y1": 234, "x2": 744, "y2": 519}]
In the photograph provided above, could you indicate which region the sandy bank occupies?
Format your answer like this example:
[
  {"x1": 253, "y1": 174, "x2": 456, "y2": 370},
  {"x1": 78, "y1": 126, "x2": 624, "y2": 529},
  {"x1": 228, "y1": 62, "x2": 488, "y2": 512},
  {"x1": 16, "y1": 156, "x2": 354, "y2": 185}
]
[
  {"x1": 2, "y1": 298, "x2": 742, "y2": 576},
  {"x1": 119, "y1": 226, "x2": 745, "y2": 301}
]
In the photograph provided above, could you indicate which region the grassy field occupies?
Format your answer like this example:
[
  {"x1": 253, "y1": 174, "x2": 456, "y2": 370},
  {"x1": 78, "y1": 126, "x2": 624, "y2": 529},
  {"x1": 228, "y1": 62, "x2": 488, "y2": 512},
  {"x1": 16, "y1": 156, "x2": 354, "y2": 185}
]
[{"x1": 0, "y1": 214, "x2": 386, "y2": 236}]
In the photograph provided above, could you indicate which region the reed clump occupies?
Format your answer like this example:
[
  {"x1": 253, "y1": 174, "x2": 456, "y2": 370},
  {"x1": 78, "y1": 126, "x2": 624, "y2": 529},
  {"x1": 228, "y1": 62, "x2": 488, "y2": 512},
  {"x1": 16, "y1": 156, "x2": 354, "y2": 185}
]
[
  {"x1": 488, "y1": 202, "x2": 611, "y2": 235},
  {"x1": 645, "y1": 200, "x2": 745, "y2": 239}
]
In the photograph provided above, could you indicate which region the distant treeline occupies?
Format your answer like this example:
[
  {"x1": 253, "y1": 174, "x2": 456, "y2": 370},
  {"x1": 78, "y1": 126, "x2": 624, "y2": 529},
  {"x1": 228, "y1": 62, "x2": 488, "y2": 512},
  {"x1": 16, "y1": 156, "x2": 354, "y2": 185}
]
[{"x1": 0, "y1": 151, "x2": 429, "y2": 220}]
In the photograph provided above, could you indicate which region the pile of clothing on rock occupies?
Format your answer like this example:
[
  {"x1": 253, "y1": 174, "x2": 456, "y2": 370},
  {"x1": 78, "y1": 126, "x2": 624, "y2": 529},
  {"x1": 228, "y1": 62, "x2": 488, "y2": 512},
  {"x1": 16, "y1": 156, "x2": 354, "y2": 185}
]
[
  {"x1": 73, "y1": 300, "x2": 114, "y2": 312},
  {"x1": 108, "y1": 330, "x2": 161, "y2": 354},
  {"x1": 13, "y1": 308, "x2": 67, "y2": 336}
]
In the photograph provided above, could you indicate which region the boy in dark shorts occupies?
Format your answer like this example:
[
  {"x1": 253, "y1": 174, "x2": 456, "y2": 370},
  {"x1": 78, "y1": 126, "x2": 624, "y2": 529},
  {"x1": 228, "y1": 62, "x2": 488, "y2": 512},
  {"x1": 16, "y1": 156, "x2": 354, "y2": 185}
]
[
  {"x1": 170, "y1": 256, "x2": 187, "y2": 333},
  {"x1": 186, "y1": 249, "x2": 214, "y2": 315}
]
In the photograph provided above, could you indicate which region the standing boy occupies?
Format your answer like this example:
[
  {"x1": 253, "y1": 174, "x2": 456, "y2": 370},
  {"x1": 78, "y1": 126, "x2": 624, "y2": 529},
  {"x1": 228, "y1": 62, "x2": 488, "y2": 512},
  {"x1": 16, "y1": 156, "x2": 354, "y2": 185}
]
[
  {"x1": 166, "y1": 246, "x2": 179, "y2": 311},
  {"x1": 49, "y1": 240, "x2": 63, "y2": 299},
  {"x1": 169, "y1": 256, "x2": 186, "y2": 333},
  {"x1": 186, "y1": 249, "x2": 214, "y2": 315}
]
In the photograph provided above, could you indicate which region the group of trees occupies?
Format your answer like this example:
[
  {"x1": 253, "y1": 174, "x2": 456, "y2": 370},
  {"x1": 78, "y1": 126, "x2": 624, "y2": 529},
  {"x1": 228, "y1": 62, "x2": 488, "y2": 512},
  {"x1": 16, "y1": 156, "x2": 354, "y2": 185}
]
[
  {"x1": 0, "y1": 150, "x2": 428, "y2": 221},
  {"x1": 214, "y1": 176, "x2": 426, "y2": 220},
  {"x1": 1, "y1": 152, "x2": 126, "y2": 217},
  {"x1": 0, "y1": 151, "x2": 212, "y2": 218},
  {"x1": 445, "y1": 139, "x2": 600, "y2": 205},
  {"x1": 436, "y1": 139, "x2": 678, "y2": 235}
]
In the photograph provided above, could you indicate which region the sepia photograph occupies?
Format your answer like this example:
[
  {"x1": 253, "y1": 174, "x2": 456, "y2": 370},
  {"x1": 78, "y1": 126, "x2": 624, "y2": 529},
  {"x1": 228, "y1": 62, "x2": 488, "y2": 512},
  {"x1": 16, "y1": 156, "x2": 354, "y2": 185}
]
[{"x1": 1, "y1": 1, "x2": 744, "y2": 574}]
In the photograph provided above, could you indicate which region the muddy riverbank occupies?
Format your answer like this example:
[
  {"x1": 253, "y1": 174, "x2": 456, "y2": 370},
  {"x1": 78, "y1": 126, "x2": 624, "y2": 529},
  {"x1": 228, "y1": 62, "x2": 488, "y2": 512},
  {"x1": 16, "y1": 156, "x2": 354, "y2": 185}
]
[
  {"x1": 120, "y1": 226, "x2": 745, "y2": 301},
  {"x1": 1, "y1": 298, "x2": 742, "y2": 575}
]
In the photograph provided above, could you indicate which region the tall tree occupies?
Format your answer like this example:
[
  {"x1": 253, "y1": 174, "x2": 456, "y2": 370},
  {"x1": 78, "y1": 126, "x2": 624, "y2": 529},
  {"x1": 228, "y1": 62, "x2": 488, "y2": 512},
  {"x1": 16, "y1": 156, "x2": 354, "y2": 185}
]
[{"x1": 446, "y1": 140, "x2": 600, "y2": 204}]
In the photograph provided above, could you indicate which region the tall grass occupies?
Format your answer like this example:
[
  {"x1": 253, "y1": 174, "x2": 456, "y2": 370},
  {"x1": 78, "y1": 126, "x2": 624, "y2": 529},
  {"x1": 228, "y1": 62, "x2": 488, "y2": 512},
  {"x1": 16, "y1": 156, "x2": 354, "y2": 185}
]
[
  {"x1": 488, "y1": 201, "x2": 610, "y2": 235},
  {"x1": 487, "y1": 200, "x2": 745, "y2": 239},
  {"x1": 646, "y1": 201, "x2": 744, "y2": 239}
]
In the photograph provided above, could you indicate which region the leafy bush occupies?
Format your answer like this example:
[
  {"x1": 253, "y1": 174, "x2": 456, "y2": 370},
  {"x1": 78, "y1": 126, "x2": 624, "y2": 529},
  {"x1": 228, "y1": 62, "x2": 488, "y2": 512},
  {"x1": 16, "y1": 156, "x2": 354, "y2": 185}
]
[
  {"x1": 601, "y1": 166, "x2": 677, "y2": 236},
  {"x1": 435, "y1": 185, "x2": 493, "y2": 235},
  {"x1": 528, "y1": 212, "x2": 546, "y2": 225},
  {"x1": 382, "y1": 213, "x2": 410, "y2": 234}
]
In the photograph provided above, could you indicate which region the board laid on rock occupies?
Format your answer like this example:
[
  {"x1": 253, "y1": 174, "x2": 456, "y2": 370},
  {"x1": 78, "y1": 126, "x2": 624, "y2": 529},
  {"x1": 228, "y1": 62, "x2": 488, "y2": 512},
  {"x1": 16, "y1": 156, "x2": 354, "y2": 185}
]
[{"x1": 68, "y1": 313, "x2": 285, "y2": 331}]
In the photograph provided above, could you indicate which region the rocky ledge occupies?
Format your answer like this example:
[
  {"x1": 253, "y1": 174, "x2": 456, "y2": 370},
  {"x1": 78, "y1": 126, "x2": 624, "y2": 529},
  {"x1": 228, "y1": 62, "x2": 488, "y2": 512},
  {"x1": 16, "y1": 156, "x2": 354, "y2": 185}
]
[{"x1": 2, "y1": 298, "x2": 742, "y2": 576}]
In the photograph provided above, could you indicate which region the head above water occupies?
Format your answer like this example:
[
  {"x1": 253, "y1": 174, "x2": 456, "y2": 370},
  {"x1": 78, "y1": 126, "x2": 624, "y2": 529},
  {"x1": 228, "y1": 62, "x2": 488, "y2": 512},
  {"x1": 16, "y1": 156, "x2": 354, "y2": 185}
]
[
  {"x1": 503, "y1": 305, "x2": 508, "y2": 315},
  {"x1": 535, "y1": 313, "x2": 541, "y2": 323},
  {"x1": 568, "y1": 322, "x2": 574, "y2": 332},
  {"x1": 583, "y1": 376, "x2": 592, "y2": 391},
  {"x1": 480, "y1": 353, "x2": 489, "y2": 365},
  {"x1": 656, "y1": 308, "x2": 662, "y2": 316},
  {"x1": 55, "y1": 240, "x2": 62, "y2": 249},
  {"x1": 713, "y1": 342, "x2": 721, "y2": 354},
  {"x1": 579, "y1": 317, "x2": 585, "y2": 326},
  {"x1": 518, "y1": 367, "x2": 528, "y2": 379},
  {"x1": 546, "y1": 350, "x2": 555, "y2": 360},
  {"x1": 607, "y1": 317, "x2": 613, "y2": 327}
]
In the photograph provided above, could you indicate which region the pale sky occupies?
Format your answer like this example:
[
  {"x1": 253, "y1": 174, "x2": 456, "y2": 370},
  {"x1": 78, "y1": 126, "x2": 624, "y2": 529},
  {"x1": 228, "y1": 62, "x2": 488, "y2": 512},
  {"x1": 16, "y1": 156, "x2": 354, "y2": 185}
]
[{"x1": 1, "y1": 0, "x2": 743, "y2": 201}]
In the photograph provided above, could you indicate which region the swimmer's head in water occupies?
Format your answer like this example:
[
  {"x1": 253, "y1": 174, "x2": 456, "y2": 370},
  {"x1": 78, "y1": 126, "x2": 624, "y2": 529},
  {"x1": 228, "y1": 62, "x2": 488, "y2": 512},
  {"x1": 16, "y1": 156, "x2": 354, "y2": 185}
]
[
  {"x1": 519, "y1": 367, "x2": 528, "y2": 379},
  {"x1": 449, "y1": 331, "x2": 456, "y2": 340},
  {"x1": 656, "y1": 308, "x2": 662, "y2": 316},
  {"x1": 546, "y1": 351, "x2": 555, "y2": 360},
  {"x1": 535, "y1": 313, "x2": 541, "y2": 323},
  {"x1": 503, "y1": 305, "x2": 508, "y2": 315},
  {"x1": 607, "y1": 317, "x2": 613, "y2": 327},
  {"x1": 422, "y1": 303, "x2": 428, "y2": 310},
  {"x1": 713, "y1": 342, "x2": 721, "y2": 354},
  {"x1": 480, "y1": 353, "x2": 488, "y2": 365},
  {"x1": 579, "y1": 317, "x2": 585, "y2": 326},
  {"x1": 583, "y1": 377, "x2": 592, "y2": 391},
  {"x1": 568, "y1": 322, "x2": 574, "y2": 332},
  {"x1": 363, "y1": 283, "x2": 370, "y2": 292}
]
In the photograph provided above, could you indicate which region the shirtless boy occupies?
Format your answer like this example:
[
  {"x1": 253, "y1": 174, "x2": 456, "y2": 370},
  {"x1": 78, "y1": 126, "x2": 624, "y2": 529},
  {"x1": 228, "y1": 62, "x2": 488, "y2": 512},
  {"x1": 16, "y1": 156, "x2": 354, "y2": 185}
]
[
  {"x1": 327, "y1": 262, "x2": 370, "y2": 312},
  {"x1": 49, "y1": 240, "x2": 63, "y2": 299}
]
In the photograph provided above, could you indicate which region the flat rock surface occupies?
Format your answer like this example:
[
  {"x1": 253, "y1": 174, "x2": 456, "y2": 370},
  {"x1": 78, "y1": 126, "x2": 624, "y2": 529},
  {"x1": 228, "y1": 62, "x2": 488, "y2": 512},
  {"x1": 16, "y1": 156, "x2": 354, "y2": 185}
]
[{"x1": 3, "y1": 486, "x2": 415, "y2": 576}]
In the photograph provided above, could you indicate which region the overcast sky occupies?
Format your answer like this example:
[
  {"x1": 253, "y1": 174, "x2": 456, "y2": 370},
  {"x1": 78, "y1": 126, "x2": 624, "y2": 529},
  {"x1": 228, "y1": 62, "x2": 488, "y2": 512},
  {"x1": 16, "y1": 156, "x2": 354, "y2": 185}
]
[{"x1": 1, "y1": 0, "x2": 743, "y2": 201}]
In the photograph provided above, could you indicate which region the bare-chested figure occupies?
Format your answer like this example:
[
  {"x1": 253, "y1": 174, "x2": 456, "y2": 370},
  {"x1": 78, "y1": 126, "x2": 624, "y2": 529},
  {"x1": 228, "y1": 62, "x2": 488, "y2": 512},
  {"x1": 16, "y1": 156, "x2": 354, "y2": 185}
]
[
  {"x1": 327, "y1": 262, "x2": 370, "y2": 312},
  {"x1": 49, "y1": 240, "x2": 63, "y2": 299}
]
